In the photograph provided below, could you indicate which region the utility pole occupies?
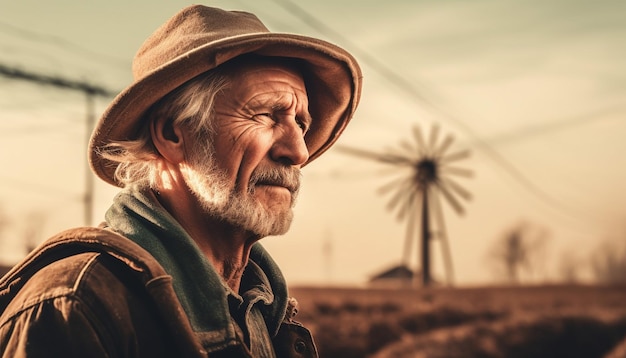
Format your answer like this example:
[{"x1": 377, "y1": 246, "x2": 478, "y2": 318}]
[
  {"x1": 0, "y1": 64, "x2": 117, "y2": 226},
  {"x1": 84, "y1": 91, "x2": 96, "y2": 226}
]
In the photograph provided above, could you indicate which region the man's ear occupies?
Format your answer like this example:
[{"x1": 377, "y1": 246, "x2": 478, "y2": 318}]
[{"x1": 150, "y1": 116, "x2": 185, "y2": 164}]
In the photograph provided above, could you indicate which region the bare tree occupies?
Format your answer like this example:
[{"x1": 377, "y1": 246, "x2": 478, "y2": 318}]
[
  {"x1": 591, "y1": 236, "x2": 626, "y2": 285},
  {"x1": 558, "y1": 250, "x2": 583, "y2": 284},
  {"x1": 487, "y1": 221, "x2": 550, "y2": 284}
]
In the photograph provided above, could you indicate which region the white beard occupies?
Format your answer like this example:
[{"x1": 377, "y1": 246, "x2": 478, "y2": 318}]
[{"x1": 180, "y1": 141, "x2": 300, "y2": 237}]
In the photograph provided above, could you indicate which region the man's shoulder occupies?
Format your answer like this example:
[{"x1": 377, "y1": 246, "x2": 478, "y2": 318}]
[
  {"x1": 0, "y1": 229, "x2": 190, "y2": 357},
  {"x1": 10, "y1": 251, "x2": 104, "y2": 301},
  {"x1": 2, "y1": 226, "x2": 168, "y2": 285},
  {"x1": 0, "y1": 227, "x2": 168, "y2": 322},
  {"x1": 1, "y1": 251, "x2": 135, "y2": 324}
]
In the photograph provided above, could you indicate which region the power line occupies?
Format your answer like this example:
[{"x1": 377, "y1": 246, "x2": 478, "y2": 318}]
[
  {"x1": 0, "y1": 63, "x2": 117, "y2": 97},
  {"x1": 271, "y1": 0, "x2": 442, "y2": 117},
  {"x1": 482, "y1": 104, "x2": 625, "y2": 147},
  {"x1": 270, "y1": 0, "x2": 605, "y2": 225},
  {"x1": 0, "y1": 21, "x2": 129, "y2": 69}
]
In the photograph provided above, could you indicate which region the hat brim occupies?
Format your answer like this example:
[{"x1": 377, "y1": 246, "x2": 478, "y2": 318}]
[{"x1": 89, "y1": 32, "x2": 362, "y2": 187}]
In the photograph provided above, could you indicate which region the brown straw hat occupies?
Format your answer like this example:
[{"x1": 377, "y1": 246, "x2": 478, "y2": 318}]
[{"x1": 89, "y1": 5, "x2": 362, "y2": 186}]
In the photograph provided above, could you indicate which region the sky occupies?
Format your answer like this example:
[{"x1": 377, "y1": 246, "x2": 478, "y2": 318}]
[{"x1": 0, "y1": 0, "x2": 625, "y2": 286}]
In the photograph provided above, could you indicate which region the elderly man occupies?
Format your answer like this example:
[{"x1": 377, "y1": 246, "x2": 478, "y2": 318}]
[{"x1": 0, "y1": 5, "x2": 361, "y2": 358}]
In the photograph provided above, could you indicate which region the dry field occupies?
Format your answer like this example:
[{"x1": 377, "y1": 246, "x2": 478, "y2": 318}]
[{"x1": 290, "y1": 284, "x2": 626, "y2": 358}]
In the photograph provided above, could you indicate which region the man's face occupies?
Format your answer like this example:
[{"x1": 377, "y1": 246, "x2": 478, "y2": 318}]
[{"x1": 180, "y1": 62, "x2": 311, "y2": 236}]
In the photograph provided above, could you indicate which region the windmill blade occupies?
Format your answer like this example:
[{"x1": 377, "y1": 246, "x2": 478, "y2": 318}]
[
  {"x1": 395, "y1": 180, "x2": 420, "y2": 221},
  {"x1": 384, "y1": 177, "x2": 415, "y2": 214},
  {"x1": 431, "y1": 189, "x2": 455, "y2": 285},
  {"x1": 434, "y1": 135, "x2": 454, "y2": 158},
  {"x1": 386, "y1": 143, "x2": 418, "y2": 163},
  {"x1": 441, "y1": 149, "x2": 471, "y2": 163},
  {"x1": 399, "y1": 139, "x2": 417, "y2": 157},
  {"x1": 377, "y1": 174, "x2": 411, "y2": 196},
  {"x1": 428, "y1": 124, "x2": 440, "y2": 155},
  {"x1": 441, "y1": 177, "x2": 472, "y2": 201},
  {"x1": 435, "y1": 181, "x2": 465, "y2": 216},
  {"x1": 412, "y1": 125, "x2": 427, "y2": 154},
  {"x1": 377, "y1": 165, "x2": 412, "y2": 179},
  {"x1": 381, "y1": 153, "x2": 414, "y2": 165},
  {"x1": 441, "y1": 166, "x2": 474, "y2": 178},
  {"x1": 336, "y1": 145, "x2": 387, "y2": 161},
  {"x1": 396, "y1": 180, "x2": 419, "y2": 221},
  {"x1": 336, "y1": 145, "x2": 411, "y2": 165}
]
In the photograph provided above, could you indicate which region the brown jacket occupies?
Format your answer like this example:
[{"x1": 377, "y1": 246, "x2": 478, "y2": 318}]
[{"x1": 0, "y1": 227, "x2": 317, "y2": 357}]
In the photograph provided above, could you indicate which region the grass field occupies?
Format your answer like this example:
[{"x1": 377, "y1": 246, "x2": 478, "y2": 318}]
[{"x1": 290, "y1": 284, "x2": 626, "y2": 358}]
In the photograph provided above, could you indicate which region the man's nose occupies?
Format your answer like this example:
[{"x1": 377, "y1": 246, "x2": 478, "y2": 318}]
[{"x1": 270, "y1": 123, "x2": 310, "y2": 166}]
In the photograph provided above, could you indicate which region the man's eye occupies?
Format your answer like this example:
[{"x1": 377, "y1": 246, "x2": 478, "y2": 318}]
[
  {"x1": 297, "y1": 120, "x2": 310, "y2": 134},
  {"x1": 253, "y1": 113, "x2": 273, "y2": 121}
]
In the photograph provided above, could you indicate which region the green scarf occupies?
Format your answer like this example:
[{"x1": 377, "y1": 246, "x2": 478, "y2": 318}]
[{"x1": 104, "y1": 185, "x2": 288, "y2": 345}]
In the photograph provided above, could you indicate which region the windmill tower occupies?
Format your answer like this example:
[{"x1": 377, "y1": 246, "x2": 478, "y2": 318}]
[{"x1": 339, "y1": 124, "x2": 472, "y2": 287}]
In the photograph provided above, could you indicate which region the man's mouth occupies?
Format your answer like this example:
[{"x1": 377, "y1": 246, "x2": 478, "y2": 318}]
[{"x1": 255, "y1": 179, "x2": 296, "y2": 193}]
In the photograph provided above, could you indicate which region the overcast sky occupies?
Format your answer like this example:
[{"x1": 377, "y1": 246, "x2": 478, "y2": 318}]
[{"x1": 1, "y1": 0, "x2": 625, "y2": 286}]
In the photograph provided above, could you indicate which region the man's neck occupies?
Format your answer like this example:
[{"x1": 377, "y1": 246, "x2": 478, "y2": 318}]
[
  {"x1": 153, "y1": 186, "x2": 260, "y2": 293},
  {"x1": 193, "y1": 225, "x2": 257, "y2": 293}
]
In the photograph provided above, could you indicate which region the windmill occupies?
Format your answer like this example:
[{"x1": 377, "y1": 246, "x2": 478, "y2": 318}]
[{"x1": 338, "y1": 124, "x2": 472, "y2": 287}]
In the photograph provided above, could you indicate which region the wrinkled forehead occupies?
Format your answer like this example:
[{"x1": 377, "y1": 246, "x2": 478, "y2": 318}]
[{"x1": 215, "y1": 55, "x2": 310, "y2": 111}]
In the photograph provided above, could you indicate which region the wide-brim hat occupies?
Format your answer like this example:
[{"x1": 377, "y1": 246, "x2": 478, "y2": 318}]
[{"x1": 89, "y1": 5, "x2": 362, "y2": 187}]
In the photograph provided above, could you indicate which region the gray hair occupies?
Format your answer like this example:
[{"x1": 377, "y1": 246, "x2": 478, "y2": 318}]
[{"x1": 100, "y1": 70, "x2": 229, "y2": 187}]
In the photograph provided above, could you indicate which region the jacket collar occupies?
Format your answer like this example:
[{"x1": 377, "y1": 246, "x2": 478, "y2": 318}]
[{"x1": 104, "y1": 185, "x2": 288, "y2": 347}]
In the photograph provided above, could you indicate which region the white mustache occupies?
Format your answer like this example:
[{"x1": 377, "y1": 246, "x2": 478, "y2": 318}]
[{"x1": 249, "y1": 166, "x2": 301, "y2": 194}]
